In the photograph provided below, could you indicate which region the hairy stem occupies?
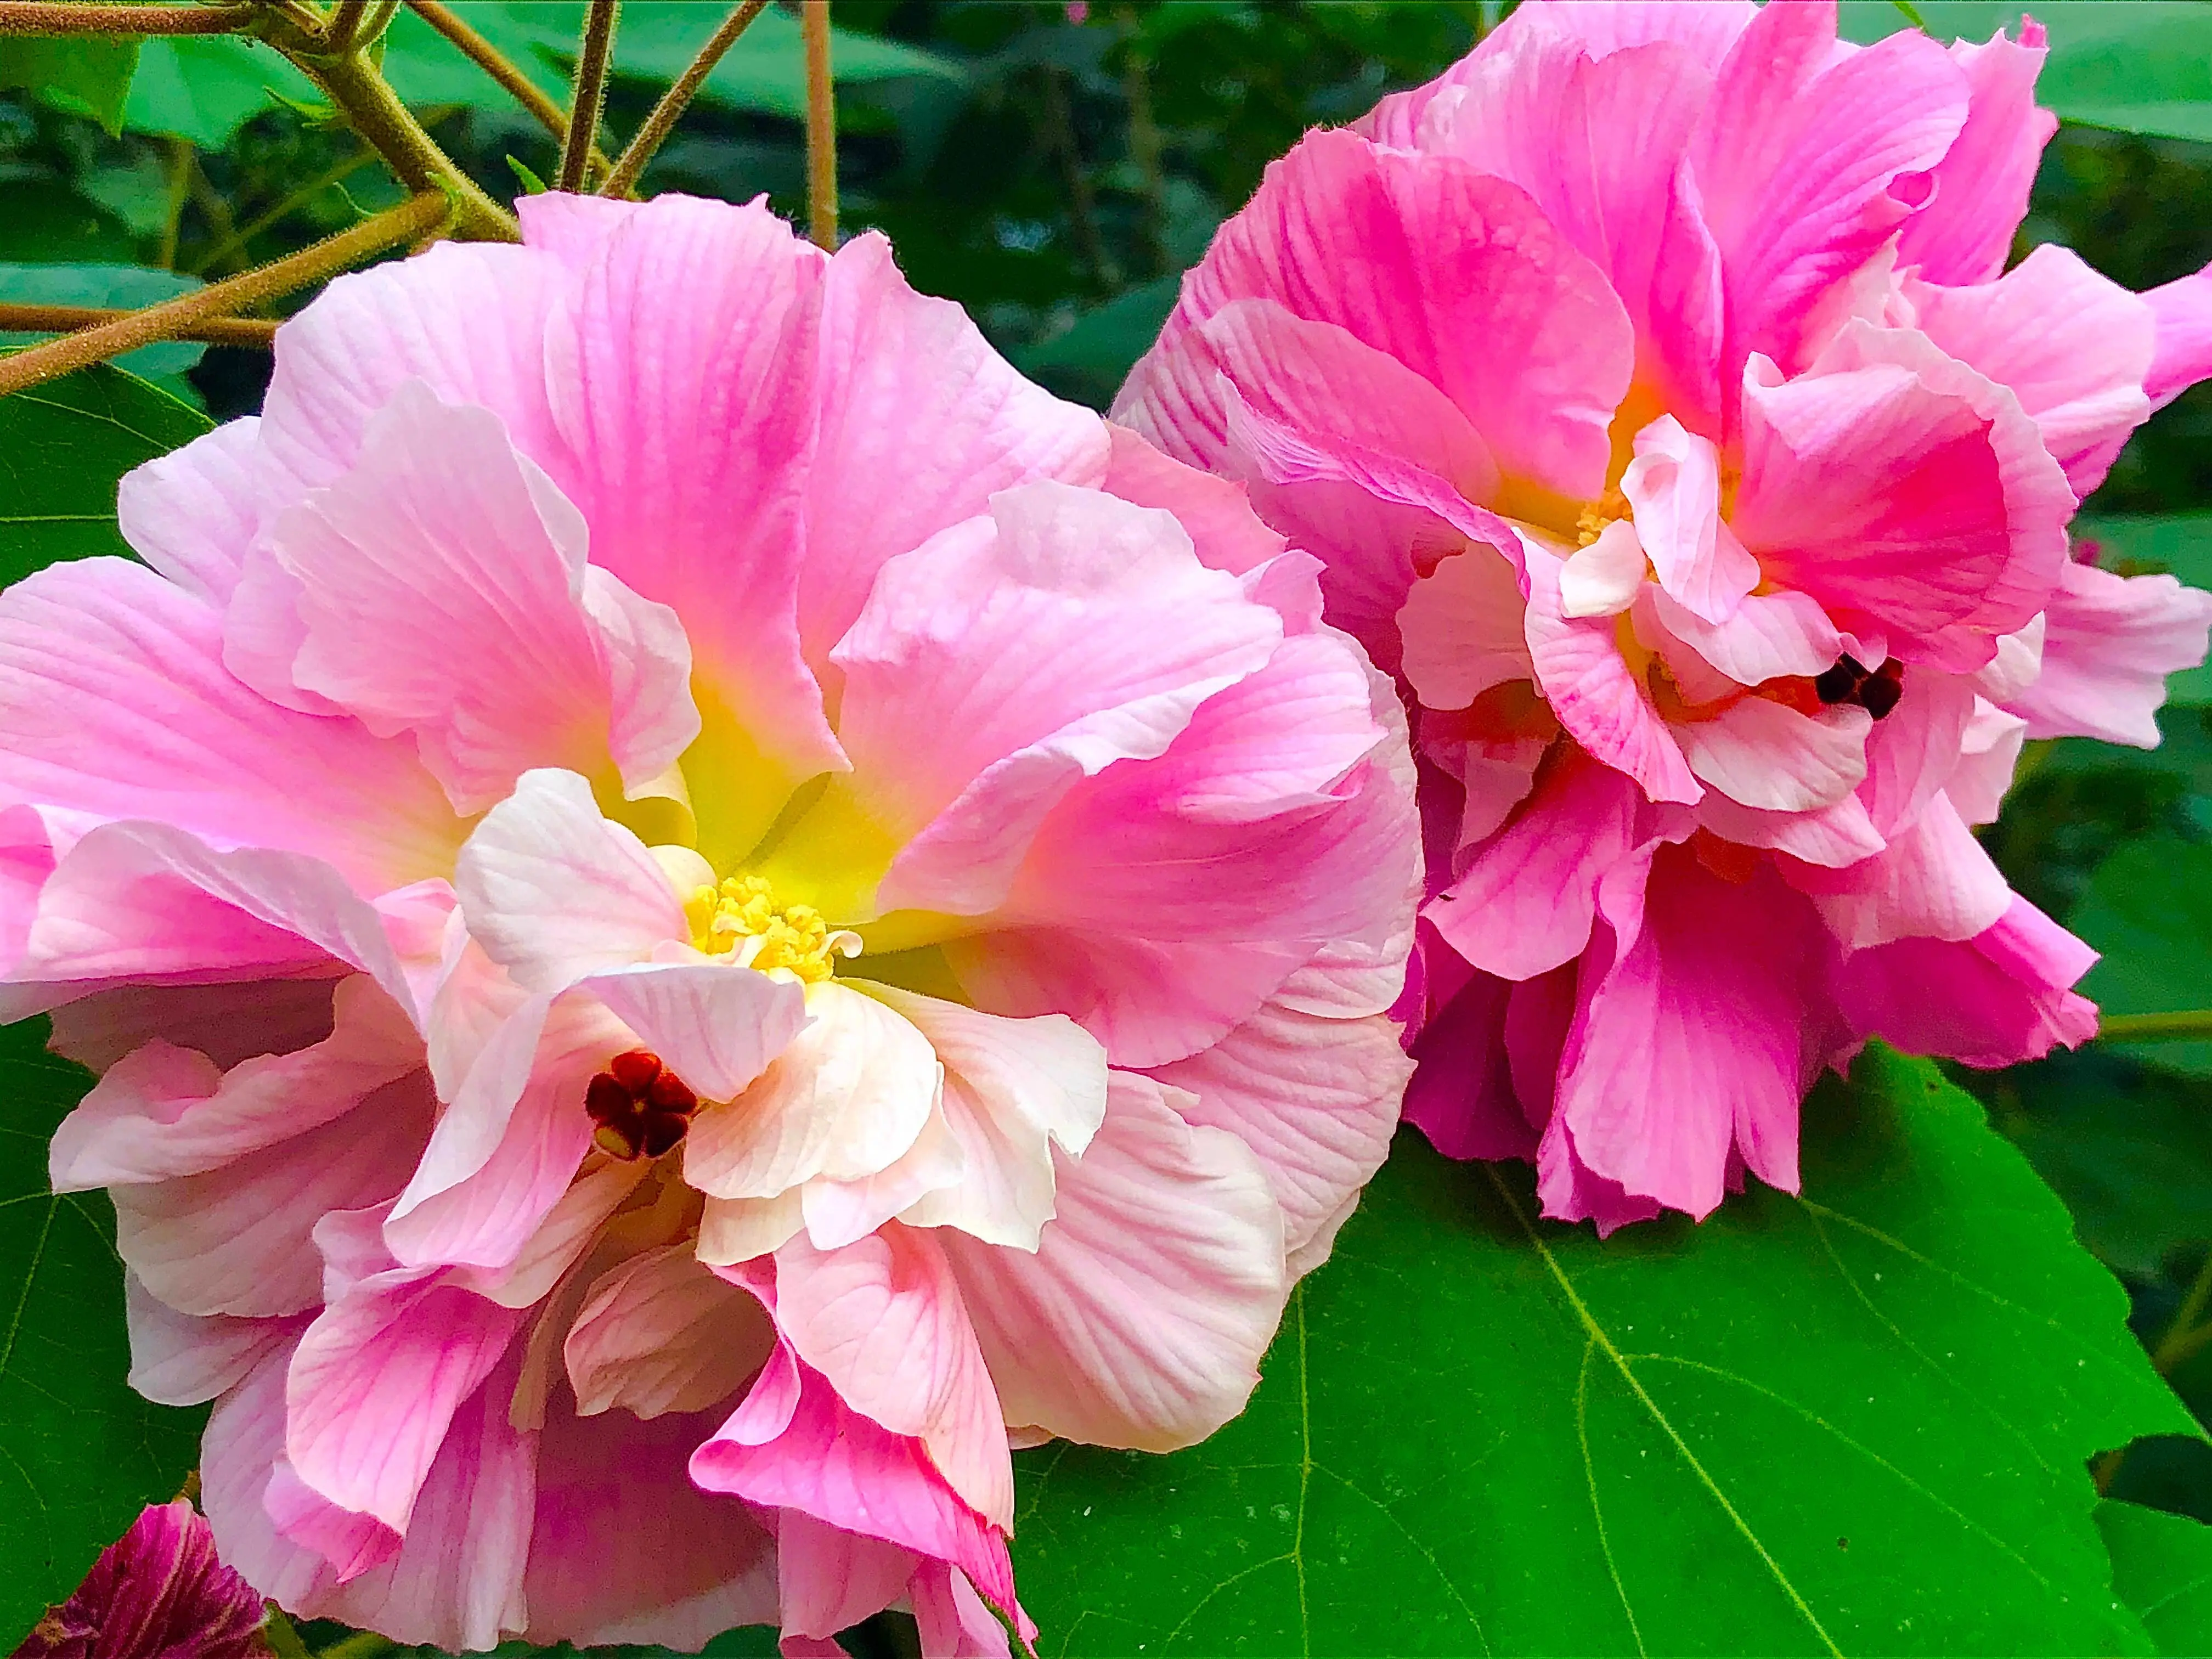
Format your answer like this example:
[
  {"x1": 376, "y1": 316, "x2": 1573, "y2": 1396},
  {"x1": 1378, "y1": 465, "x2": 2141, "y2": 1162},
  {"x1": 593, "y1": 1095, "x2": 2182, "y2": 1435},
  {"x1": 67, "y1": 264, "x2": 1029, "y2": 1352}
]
[
  {"x1": 0, "y1": 302, "x2": 277, "y2": 345},
  {"x1": 0, "y1": 1, "x2": 256, "y2": 35},
  {"x1": 403, "y1": 0, "x2": 609, "y2": 179},
  {"x1": 324, "y1": 0, "x2": 369, "y2": 51},
  {"x1": 601, "y1": 0, "x2": 768, "y2": 197},
  {"x1": 2095, "y1": 1009, "x2": 2212, "y2": 1043},
  {"x1": 557, "y1": 0, "x2": 621, "y2": 193},
  {"x1": 803, "y1": 0, "x2": 836, "y2": 248},
  {"x1": 0, "y1": 191, "x2": 447, "y2": 397}
]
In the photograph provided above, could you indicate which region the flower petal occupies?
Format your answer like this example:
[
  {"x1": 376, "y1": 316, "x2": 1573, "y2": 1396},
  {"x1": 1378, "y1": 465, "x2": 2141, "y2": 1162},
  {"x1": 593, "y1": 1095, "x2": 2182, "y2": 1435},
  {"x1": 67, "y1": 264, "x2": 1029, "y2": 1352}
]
[
  {"x1": 2003, "y1": 560, "x2": 2212, "y2": 747},
  {"x1": 563, "y1": 1242, "x2": 776, "y2": 1419}
]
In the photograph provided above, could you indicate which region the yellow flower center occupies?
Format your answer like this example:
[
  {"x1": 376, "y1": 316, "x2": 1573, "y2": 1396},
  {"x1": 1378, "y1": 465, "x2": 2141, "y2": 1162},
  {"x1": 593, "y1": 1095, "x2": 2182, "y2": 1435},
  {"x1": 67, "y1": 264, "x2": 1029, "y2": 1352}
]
[
  {"x1": 1575, "y1": 487, "x2": 1630, "y2": 548},
  {"x1": 685, "y1": 874, "x2": 848, "y2": 983}
]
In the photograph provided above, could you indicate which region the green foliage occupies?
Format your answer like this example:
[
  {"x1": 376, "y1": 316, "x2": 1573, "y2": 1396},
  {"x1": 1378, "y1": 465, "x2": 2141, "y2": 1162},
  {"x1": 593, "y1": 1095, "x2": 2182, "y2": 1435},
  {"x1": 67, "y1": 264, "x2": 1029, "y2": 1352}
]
[
  {"x1": 1014, "y1": 1051, "x2": 2196, "y2": 1656},
  {"x1": 2101, "y1": 1499, "x2": 2212, "y2": 1655},
  {"x1": 0, "y1": 36, "x2": 139, "y2": 135},
  {"x1": 120, "y1": 36, "x2": 321, "y2": 150},
  {"x1": 2073, "y1": 840, "x2": 2212, "y2": 1075},
  {"x1": 0, "y1": 1017, "x2": 206, "y2": 1643},
  {"x1": 0, "y1": 362, "x2": 211, "y2": 581},
  {"x1": 0, "y1": 263, "x2": 205, "y2": 396}
]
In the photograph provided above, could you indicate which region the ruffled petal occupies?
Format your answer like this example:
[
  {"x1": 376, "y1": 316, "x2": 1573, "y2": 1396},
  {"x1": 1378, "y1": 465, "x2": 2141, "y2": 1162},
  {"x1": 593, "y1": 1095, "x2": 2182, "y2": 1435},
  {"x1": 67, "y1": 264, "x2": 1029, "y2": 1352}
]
[
  {"x1": 116, "y1": 417, "x2": 261, "y2": 604},
  {"x1": 563, "y1": 1242, "x2": 776, "y2": 1419},
  {"x1": 1893, "y1": 23, "x2": 2056, "y2": 288},
  {"x1": 2003, "y1": 560, "x2": 2212, "y2": 747}
]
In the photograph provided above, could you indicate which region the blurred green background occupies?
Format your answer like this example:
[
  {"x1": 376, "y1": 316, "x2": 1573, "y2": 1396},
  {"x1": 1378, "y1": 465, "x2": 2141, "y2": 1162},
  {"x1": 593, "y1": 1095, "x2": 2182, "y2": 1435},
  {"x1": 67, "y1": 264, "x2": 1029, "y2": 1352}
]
[{"x1": 5, "y1": 1, "x2": 2212, "y2": 1650}]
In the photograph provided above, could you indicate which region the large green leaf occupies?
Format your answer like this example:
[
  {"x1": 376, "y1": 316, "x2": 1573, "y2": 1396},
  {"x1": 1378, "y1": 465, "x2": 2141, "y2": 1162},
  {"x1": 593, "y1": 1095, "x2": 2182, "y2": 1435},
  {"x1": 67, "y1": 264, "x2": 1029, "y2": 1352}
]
[
  {"x1": 120, "y1": 35, "x2": 320, "y2": 149},
  {"x1": 1013, "y1": 1048, "x2": 2195, "y2": 1656},
  {"x1": 2071, "y1": 837, "x2": 2212, "y2": 1077},
  {"x1": 1840, "y1": 3, "x2": 2212, "y2": 142},
  {"x1": 2101, "y1": 1499, "x2": 2212, "y2": 1655},
  {"x1": 2075, "y1": 515, "x2": 2212, "y2": 708},
  {"x1": 0, "y1": 1017, "x2": 205, "y2": 1645},
  {"x1": 0, "y1": 362, "x2": 211, "y2": 583},
  {"x1": 0, "y1": 36, "x2": 140, "y2": 134}
]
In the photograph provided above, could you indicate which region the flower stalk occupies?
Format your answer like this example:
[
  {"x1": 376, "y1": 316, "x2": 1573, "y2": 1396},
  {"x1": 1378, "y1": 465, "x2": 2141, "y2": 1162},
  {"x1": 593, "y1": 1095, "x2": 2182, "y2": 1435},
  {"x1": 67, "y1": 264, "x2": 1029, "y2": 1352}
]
[
  {"x1": 803, "y1": 0, "x2": 836, "y2": 248},
  {"x1": 0, "y1": 191, "x2": 447, "y2": 397},
  {"x1": 404, "y1": 0, "x2": 612, "y2": 180},
  {"x1": 0, "y1": 302, "x2": 277, "y2": 346},
  {"x1": 601, "y1": 0, "x2": 769, "y2": 198},
  {"x1": 557, "y1": 0, "x2": 622, "y2": 193},
  {"x1": 2094, "y1": 1009, "x2": 2212, "y2": 1043},
  {"x1": 0, "y1": 1, "x2": 256, "y2": 35}
]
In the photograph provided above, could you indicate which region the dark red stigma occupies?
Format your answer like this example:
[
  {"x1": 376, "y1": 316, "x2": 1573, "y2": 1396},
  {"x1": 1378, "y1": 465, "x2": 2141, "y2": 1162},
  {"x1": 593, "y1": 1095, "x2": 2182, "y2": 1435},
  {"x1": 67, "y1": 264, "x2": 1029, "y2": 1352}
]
[
  {"x1": 1813, "y1": 653, "x2": 1904, "y2": 720},
  {"x1": 586, "y1": 1048, "x2": 701, "y2": 1161}
]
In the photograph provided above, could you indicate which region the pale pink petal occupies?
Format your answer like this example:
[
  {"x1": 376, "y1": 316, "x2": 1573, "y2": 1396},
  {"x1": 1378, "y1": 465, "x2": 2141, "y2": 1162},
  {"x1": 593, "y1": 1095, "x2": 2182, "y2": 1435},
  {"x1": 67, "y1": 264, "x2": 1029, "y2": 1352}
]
[
  {"x1": 1398, "y1": 544, "x2": 1536, "y2": 709},
  {"x1": 775, "y1": 1514, "x2": 917, "y2": 1644},
  {"x1": 867, "y1": 985, "x2": 1107, "y2": 1250},
  {"x1": 1132, "y1": 127, "x2": 1633, "y2": 502},
  {"x1": 1557, "y1": 520, "x2": 1649, "y2": 620},
  {"x1": 1788, "y1": 792, "x2": 2010, "y2": 950},
  {"x1": 799, "y1": 1104, "x2": 967, "y2": 1251},
  {"x1": 1674, "y1": 698, "x2": 1870, "y2": 812},
  {"x1": 575, "y1": 957, "x2": 808, "y2": 1102},
  {"x1": 1894, "y1": 24, "x2": 2056, "y2": 288},
  {"x1": 0, "y1": 559, "x2": 458, "y2": 892},
  {"x1": 2145, "y1": 266, "x2": 2212, "y2": 411},
  {"x1": 1641, "y1": 584, "x2": 1842, "y2": 686},
  {"x1": 833, "y1": 484, "x2": 1281, "y2": 917},
  {"x1": 938, "y1": 1073, "x2": 1284, "y2": 1452},
  {"x1": 1834, "y1": 894, "x2": 2097, "y2": 1068},
  {"x1": 124, "y1": 1273, "x2": 297, "y2": 1406},
  {"x1": 1621, "y1": 416, "x2": 1758, "y2": 622},
  {"x1": 685, "y1": 980, "x2": 940, "y2": 1201},
  {"x1": 1733, "y1": 325, "x2": 2073, "y2": 669},
  {"x1": 453, "y1": 1155, "x2": 644, "y2": 1310},
  {"x1": 697, "y1": 1189, "x2": 805, "y2": 1267},
  {"x1": 51, "y1": 974, "x2": 416, "y2": 1187},
  {"x1": 1695, "y1": 789, "x2": 1887, "y2": 868},
  {"x1": 1858, "y1": 668, "x2": 1978, "y2": 837},
  {"x1": 1512, "y1": 0, "x2": 1756, "y2": 65},
  {"x1": 45, "y1": 972, "x2": 339, "y2": 1074},
  {"x1": 453, "y1": 769, "x2": 686, "y2": 991},
  {"x1": 544, "y1": 193, "x2": 844, "y2": 836},
  {"x1": 1948, "y1": 699, "x2": 2029, "y2": 827},
  {"x1": 1906, "y1": 244, "x2": 2155, "y2": 498},
  {"x1": 564, "y1": 1242, "x2": 776, "y2": 1418},
  {"x1": 2004, "y1": 560, "x2": 2212, "y2": 747},
  {"x1": 1098, "y1": 422, "x2": 1287, "y2": 582},
  {"x1": 772, "y1": 1226, "x2": 1013, "y2": 1529},
  {"x1": 1689, "y1": 3, "x2": 1968, "y2": 373},
  {"x1": 116, "y1": 417, "x2": 261, "y2": 603},
  {"x1": 799, "y1": 232, "x2": 1109, "y2": 665},
  {"x1": 911, "y1": 1561, "x2": 1014, "y2": 1659},
  {"x1": 267, "y1": 382, "x2": 697, "y2": 812}
]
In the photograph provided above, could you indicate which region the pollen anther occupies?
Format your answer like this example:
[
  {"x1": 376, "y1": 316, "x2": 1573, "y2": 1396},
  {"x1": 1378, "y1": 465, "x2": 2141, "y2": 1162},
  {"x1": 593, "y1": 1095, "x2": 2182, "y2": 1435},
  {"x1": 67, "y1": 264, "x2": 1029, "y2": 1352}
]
[{"x1": 683, "y1": 874, "x2": 857, "y2": 982}]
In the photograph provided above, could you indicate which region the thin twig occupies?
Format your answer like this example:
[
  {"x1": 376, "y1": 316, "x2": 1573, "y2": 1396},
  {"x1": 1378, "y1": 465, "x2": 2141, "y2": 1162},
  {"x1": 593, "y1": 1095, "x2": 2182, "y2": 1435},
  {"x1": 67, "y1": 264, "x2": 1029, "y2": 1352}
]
[
  {"x1": 402, "y1": 0, "x2": 613, "y2": 181},
  {"x1": 0, "y1": 303, "x2": 278, "y2": 346},
  {"x1": 0, "y1": 1, "x2": 256, "y2": 34},
  {"x1": 1039, "y1": 61, "x2": 1113, "y2": 285},
  {"x1": 601, "y1": 0, "x2": 769, "y2": 197},
  {"x1": 155, "y1": 136, "x2": 192, "y2": 270},
  {"x1": 1116, "y1": 6, "x2": 1165, "y2": 277},
  {"x1": 558, "y1": 0, "x2": 621, "y2": 193},
  {"x1": 0, "y1": 192, "x2": 447, "y2": 397},
  {"x1": 2095, "y1": 1009, "x2": 2212, "y2": 1043},
  {"x1": 802, "y1": 0, "x2": 835, "y2": 248}
]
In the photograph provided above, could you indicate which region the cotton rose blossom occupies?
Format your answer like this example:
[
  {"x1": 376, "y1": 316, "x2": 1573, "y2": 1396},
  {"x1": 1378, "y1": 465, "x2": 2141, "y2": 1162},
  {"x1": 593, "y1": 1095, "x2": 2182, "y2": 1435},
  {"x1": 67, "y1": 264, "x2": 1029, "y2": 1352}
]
[
  {"x1": 1116, "y1": 0, "x2": 2212, "y2": 1232},
  {"x1": 14, "y1": 1501, "x2": 268, "y2": 1659},
  {"x1": 6, "y1": 193, "x2": 1418, "y2": 1651}
]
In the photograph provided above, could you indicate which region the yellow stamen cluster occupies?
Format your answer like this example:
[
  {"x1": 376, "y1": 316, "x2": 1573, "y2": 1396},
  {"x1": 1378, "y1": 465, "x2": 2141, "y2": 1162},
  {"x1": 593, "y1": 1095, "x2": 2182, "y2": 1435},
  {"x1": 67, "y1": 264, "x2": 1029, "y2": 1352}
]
[
  {"x1": 1575, "y1": 487, "x2": 1630, "y2": 548},
  {"x1": 686, "y1": 874, "x2": 842, "y2": 983}
]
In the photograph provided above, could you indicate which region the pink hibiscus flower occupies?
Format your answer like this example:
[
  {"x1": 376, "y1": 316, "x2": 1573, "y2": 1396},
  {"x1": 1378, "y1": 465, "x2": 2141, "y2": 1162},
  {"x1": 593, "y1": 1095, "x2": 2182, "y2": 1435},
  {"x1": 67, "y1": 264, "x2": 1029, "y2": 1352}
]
[
  {"x1": 1115, "y1": 0, "x2": 2212, "y2": 1232},
  {"x1": 15, "y1": 1500, "x2": 267, "y2": 1659},
  {"x1": 9, "y1": 193, "x2": 1417, "y2": 1651}
]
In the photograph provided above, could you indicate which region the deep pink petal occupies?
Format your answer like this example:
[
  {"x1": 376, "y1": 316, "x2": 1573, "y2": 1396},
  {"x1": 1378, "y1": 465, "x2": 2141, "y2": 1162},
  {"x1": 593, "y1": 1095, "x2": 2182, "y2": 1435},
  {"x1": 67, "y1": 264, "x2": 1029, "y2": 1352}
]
[
  {"x1": 1893, "y1": 24, "x2": 2057, "y2": 288},
  {"x1": 2145, "y1": 265, "x2": 2212, "y2": 411},
  {"x1": 2004, "y1": 561, "x2": 2212, "y2": 746}
]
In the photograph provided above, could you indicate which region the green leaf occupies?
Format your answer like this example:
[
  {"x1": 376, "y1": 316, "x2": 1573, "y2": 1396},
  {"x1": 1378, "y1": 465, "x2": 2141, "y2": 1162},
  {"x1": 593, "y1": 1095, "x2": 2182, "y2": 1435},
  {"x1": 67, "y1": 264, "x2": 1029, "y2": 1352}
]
[
  {"x1": 0, "y1": 36, "x2": 140, "y2": 135},
  {"x1": 377, "y1": 5, "x2": 570, "y2": 115},
  {"x1": 2101, "y1": 1499, "x2": 2212, "y2": 1655},
  {"x1": 1014, "y1": 1049, "x2": 2195, "y2": 1656},
  {"x1": 1839, "y1": 2, "x2": 2212, "y2": 142},
  {"x1": 0, "y1": 1017, "x2": 205, "y2": 1645},
  {"x1": 0, "y1": 263, "x2": 206, "y2": 396},
  {"x1": 120, "y1": 35, "x2": 321, "y2": 149},
  {"x1": 0, "y1": 362, "x2": 211, "y2": 584},
  {"x1": 2071, "y1": 837, "x2": 2212, "y2": 1076},
  {"x1": 2075, "y1": 515, "x2": 2212, "y2": 708}
]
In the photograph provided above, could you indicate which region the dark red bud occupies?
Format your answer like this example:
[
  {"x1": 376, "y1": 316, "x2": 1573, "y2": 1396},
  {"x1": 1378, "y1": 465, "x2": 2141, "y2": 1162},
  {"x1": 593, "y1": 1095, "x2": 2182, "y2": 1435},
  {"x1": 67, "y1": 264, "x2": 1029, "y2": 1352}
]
[
  {"x1": 645, "y1": 1069, "x2": 697, "y2": 1115},
  {"x1": 608, "y1": 1049, "x2": 662, "y2": 1094},
  {"x1": 585, "y1": 1073, "x2": 633, "y2": 1125}
]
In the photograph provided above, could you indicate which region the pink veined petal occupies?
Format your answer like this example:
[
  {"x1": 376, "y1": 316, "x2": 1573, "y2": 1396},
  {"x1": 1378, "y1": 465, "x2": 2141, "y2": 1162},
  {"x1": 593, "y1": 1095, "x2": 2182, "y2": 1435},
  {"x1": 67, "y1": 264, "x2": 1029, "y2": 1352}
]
[
  {"x1": 799, "y1": 230, "x2": 1110, "y2": 667},
  {"x1": 1894, "y1": 23, "x2": 2057, "y2": 288},
  {"x1": 1733, "y1": 325, "x2": 2074, "y2": 670},
  {"x1": 1948, "y1": 698, "x2": 2029, "y2": 827},
  {"x1": 1404, "y1": 967, "x2": 1537, "y2": 1164},
  {"x1": 515, "y1": 190, "x2": 638, "y2": 270},
  {"x1": 1786, "y1": 791, "x2": 2011, "y2": 951},
  {"x1": 1620, "y1": 415, "x2": 1758, "y2": 622},
  {"x1": 1695, "y1": 789, "x2": 1888, "y2": 870},
  {"x1": 1673, "y1": 698, "x2": 1871, "y2": 814},
  {"x1": 1398, "y1": 544, "x2": 1536, "y2": 710},
  {"x1": 799, "y1": 1103, "x2": 967, "y2": 1253},
  {"x1": 1640, "y1": 584, "x2": 1843, "y2": 686},
  {"x1": 264, "y1": 381, "x2": 698, "y2": 814},
  {"x1": 1147, "y1": 949, "x2": 1412, "y2": 1269},
  {"x1": 1550, "y1": 847, "x2": 1825, "y2": 1220},
  {"x1": 1858, "y1": 668, "x2": 1979, "y2": 838},
  {"x1": 690, "y1": 1336, "x2": 1020, "y2": 1618},
  {"x1": 112, "y1": 1070, "x2": 431, "y2": 1319},
  {"x1": 521, "y1": 1395, "x2": 778, "y2": 1651},
  {"x1": 1558, "y1": 520, "x2": 1649, "y2": 620},
  {"x1": 1098, "y1": 422, "x2": 1288, "y2": 583},
  {"x1": 545, "y1": 193, "x2": 845, "y2": 850},
  {"x1": 936, "y1": 1073, "x2": 1285, "y2": 1453},
  {"x1": 116, "y1": 416, "x2": 261, "y2": 605},
  {"x1": 1429, "y1": 751, "x2": 1687, "y2": 981},
  {"x1": 50, "y1": 973, "x2": 416, "y2": 1188},
  {"x1": 771, "y1": 1224, "x2": 1014, "y2": 1530},
  {"x1": 911, "y1": 1560, "x2": 1015, "y2": 1659},
  {"x1": 1519, "y1": 543, "x2": 1703, "y2": 804},
  {"x1": 36, "y1": 1498, "x2": 270, "y2": 1659},
  {"x1": 1133, "y1": 126, "x2": 1634, "y2": 505},
  {"x1": 453, "y1": 769, "x2": 688, "y2": 992},
  {"x1": 2004, "y1": 560, "x2": 2212, "y2": 747},
  {"x1": 0, "y1": 558, "x2": 459, "y2": 893},
  {"x1": 834, "y1": 483, "x2": 1282, "y2": 917},
  {"x1": 49, "y1": 974, "x2": 342, "y2": 1074},
  {"x1": 775, "y1": 1514, "x2": 918, "y2": 1644},
  {"x1": 1688, "y1": 0, "x2": 1968, "y2": 376},
  {"x1": 563, "y1": 1242, "x2": 777, "y2": 1419},
  {"x1": 1833, "y1": 893, "x2": 2097, "y2": 1069},
  {"x1": 865, "y1": 984, "x2": 1108, "y2": 1251},
  {"x1": 685, "y1": 979, "x2": 941, "y2": 1204},
  {"x1": 123, "y1": 1272, "x2": 300, "y2": 1407},
  {"x1": 1510, "y1": 0, "x2": 1757, "y2": 66},
  {"x1": 1906, "y1": 244, "x2": 2157, "y2": 500},
  {"x1": 261, "y1": 239, "x2": 576, "y2": 499},
  {"x1": 2144, "y1": 265, "x2": 2212, "y2": 411},
  {"x1": 575, "y1": 957, "x2": 808, "y2": 1103}
]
